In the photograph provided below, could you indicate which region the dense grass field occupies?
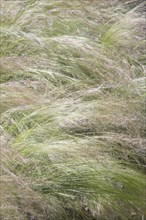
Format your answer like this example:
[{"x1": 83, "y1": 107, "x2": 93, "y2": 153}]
[{"x1": 0, "y1": 0, "x2": 146, "y2": 219}]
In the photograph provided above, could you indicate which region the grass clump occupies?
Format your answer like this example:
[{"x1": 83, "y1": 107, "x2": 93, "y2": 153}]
[{"x1": 0, "y1": 0, "x2": 146, "y2": 219}]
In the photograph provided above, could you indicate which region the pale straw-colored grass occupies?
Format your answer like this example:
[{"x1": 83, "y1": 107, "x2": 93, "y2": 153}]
[{"x1": 0, "y1": 0, "x2": 146, "y2": 219}]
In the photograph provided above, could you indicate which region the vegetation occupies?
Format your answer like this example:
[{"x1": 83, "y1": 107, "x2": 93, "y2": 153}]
[{"x1": 0, "y1": 0, "x2": 146, "y2": 219}]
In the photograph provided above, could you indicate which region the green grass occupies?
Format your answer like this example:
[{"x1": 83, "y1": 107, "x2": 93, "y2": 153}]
[{"x1": 0, "y1": 0, "x2": 146, "y2": 219}]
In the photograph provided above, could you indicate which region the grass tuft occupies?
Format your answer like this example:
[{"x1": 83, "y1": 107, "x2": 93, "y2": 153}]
[{"x1": 1, "y1": 0, "x2": 146, "y2": 219}]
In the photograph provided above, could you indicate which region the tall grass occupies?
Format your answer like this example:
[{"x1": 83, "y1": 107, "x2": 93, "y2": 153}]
[{"x1": 0, "y1": 0, "x2": 146, "y2": 219}]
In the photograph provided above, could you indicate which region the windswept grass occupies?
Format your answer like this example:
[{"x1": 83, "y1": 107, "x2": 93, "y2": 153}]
[{"x1": 0, "y1": 0, "x2": 146, "y2": 219}]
